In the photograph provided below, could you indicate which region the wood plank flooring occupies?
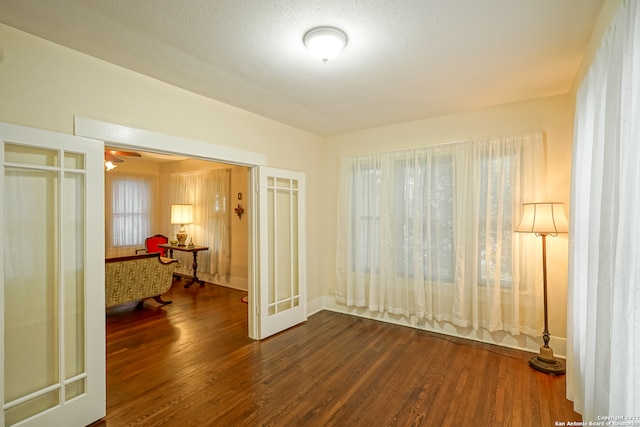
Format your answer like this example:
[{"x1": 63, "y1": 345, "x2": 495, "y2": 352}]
[{"x1": 94, "y1": 280, "x2": 581, "y2": 426}]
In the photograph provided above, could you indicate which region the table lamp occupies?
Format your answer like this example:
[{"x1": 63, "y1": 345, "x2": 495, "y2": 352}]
[{"x1": 171, "y1": 204, "x2": 193, "y2": 246}]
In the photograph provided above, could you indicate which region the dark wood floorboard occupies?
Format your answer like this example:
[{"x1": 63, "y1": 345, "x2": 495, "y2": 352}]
[{"x1": 94, "y1": 280, "x2": 581, "y2": 427}]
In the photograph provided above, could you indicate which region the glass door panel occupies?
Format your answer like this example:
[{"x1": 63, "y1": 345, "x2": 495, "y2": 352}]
[
  {"x1": 4, "y1": 168, "x2": 60, "y2": 407},
  {"x1": 257, "y1": 167, "x2": 306, "y2": 339},
  {"x1": 1, "y1": 122, "x2": 105, "y2": 427},
  {"x1": 63, "y1": 172, "x2": 86, "y2": 394}
]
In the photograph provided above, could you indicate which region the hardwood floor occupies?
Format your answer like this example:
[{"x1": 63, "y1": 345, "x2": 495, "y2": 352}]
[{"x1": 95, "y1": 280, "x2": 581, "y2": 426}]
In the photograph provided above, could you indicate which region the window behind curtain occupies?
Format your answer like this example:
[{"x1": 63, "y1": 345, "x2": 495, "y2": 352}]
[
  {"x1": 478, "y1": 152, "x2": 514, "y2": 286},
  {"x1": 170, "y1": 169, "x2": 231, "y2": 281},
  {"x1": 336, "y1": 132, "x2": 545, "y2": 335},
  {"x1": 394, "y1": 152, "x2": 455, "y2": 282},
  {"x1": 356, "y1": 151, "x2": 511, "y2": 285},
  {"x1": 111, "y1": 178, "x2": 151, "y2": 247}
]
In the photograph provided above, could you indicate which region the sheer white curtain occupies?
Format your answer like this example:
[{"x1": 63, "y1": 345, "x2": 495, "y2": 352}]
[
  {"x1": 567, "y1": 0, "x2": 640, "y2": 418},
  {"x1": 336, "y1": 132, "x2": 544, "y2": 335},
  {"x1": 105, "y1": 173, "x2": 154, "y2": 257},
  {"x1": 171, "y1": 169, "x2": 231, "y2": 282}
]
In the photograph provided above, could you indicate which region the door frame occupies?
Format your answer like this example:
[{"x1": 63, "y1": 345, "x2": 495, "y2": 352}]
[{"x1": 74, "y1": 117, "x2": 268, "y2": 339}]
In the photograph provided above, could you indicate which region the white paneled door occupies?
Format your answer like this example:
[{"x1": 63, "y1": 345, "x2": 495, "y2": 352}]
[
  {"x1": 255, "y1": 167, "x2": 307, "y2": 339},
  {"x1": 0, "y1": 123, "x2": 105, "y2": 427}
]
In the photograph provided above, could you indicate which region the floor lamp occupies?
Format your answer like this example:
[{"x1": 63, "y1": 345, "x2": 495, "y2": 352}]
[{"x1": 515, "y1": 202, "x2": 569, "y2": 375}]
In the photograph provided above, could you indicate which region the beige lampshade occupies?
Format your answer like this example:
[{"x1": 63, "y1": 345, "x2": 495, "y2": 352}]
[
  {"x1": 515, "y1": 202, "x2": 568, "y2": 235},
  {"x1": 170, "y1": 204, "x2": 193, "y2": 225}
]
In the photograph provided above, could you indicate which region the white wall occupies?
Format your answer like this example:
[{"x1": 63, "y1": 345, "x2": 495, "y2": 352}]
[
  {"x1": 322, "y1": 94, "x2": 574, "y2": 354},
  {"x1": 0, "y1": 23, "x2": 325, "y2": 301}
]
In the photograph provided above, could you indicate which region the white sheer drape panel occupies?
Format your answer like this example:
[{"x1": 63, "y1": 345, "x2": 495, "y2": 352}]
[
  {"x1": 336, "y1": 132, "x2": 544, "y2": 335},
  {"x1": 567, "y1": 0, "x2": 640, "y2": 419},
  {"x1": 105, "y1": 174, "x2": 154, "y2": 257},
  {"x1": 170, "y1": 169, "x2": 231, "y2": 281}
]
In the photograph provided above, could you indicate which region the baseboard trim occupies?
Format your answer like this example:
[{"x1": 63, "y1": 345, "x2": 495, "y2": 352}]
[
  {"x1": 189, "y1": 274, "x2": 248, "y2": 291},
  {"x1": 212, "y1": 277, "x2": 248, "y2": 291},
  {"x1": 307, "y1": 296, "x2": 324, "y2": 317}
]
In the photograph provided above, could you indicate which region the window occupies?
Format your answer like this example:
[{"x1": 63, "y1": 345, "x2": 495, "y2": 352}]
[
  {"x1": 351, "y1": 164, "x2": 381, "y2": 275},
  {"x1": 336, "y1": 132, "x2": 545, "y2": 334},
  {"x1": 111, "y1": 178, "x2": 151, "y2": 247},
  {"x1": 477, "y1": 153, "x2": 515, "y2": 286},
  {"x1": 170, "y1": 169, "x2": 231, "y2": 280},
  {"x1": 350, "y1": 151, "x2": 509, "y2": 285},
  {"x1": 396, "y1": 153, "x2": 455, "y2": 282}
]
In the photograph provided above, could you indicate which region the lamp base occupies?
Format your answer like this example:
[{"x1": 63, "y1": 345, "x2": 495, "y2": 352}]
[
  {"x1": 176, "y1": 228, "x2": 187, "y2": 247},
  {"x1": 529, "y1": 346, "x2": 565, "y2": 375}
]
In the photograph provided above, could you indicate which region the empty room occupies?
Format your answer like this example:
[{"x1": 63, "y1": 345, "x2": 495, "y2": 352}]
[{"x1": 1, "y1": 0, "x2": 638, "y2": 425}]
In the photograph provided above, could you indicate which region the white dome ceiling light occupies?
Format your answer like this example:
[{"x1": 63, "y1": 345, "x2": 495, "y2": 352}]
[{"x1": 303, "y1": 27, "x2": 348, "y2": 63}]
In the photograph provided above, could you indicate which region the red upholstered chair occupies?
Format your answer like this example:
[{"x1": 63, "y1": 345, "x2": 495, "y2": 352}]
[{"x1": 135, "y1": 234, "x2": 169, "y2": 257}]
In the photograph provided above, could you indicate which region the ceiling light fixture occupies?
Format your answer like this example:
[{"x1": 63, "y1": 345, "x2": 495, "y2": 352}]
[
  {"x1": 303, "y1": 27, "x2": 348, "y2": 63},
  {"x1": 105, "y1": 160, "x2": 117, "y2": 171}
]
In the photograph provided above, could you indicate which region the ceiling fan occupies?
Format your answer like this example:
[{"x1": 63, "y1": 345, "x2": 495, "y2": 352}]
[{"x1": 104, "y1": 149, "x2": 141, "y2": 170}]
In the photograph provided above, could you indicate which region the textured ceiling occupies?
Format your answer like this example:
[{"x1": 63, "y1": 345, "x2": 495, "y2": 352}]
[{"x1": 0, "y1": 0, "x2": 605, "y2": 136}]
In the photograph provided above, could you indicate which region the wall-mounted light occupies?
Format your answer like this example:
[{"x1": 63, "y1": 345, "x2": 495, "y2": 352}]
[
  {"x1": 234, "y1": 203, "x2": 244, "y2": 220},
  {"x1": 235, "y1": 192, "x2": 244, "y2": 219},
  {"x1": 303, "y1": 27, "x2": 348, "y2": 63}
]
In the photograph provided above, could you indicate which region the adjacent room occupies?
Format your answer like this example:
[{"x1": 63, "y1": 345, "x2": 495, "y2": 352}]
[
  {"x1": 1, "y1": 0, "x2": 638, "y2": 425},
  {"x1": 103, "y1": 149, "x2": 250, "y2": 291}
]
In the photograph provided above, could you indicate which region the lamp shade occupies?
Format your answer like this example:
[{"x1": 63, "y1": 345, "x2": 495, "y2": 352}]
[
  {"x1": 303, "y1": 27, "x2": 348, "y2": 63},
  {"x1": 515, "y1": 202, "x2": 568, "y2": 235},
  {"x1": 170, "y1": 204, "x2": 193, "y2": 225}
]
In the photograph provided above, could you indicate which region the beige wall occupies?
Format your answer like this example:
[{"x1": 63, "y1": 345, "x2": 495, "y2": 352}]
[
  {"x1": 0, "y1": 23, "x2": 325, "y2": 301},
  {"x1": 322, "y1": 94, "x2": 574, "y2": 341}
]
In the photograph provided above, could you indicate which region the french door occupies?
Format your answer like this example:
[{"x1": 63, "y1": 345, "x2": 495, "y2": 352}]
[
  {"x1": 0, "y1": 123, "x2": 105, "y2": 427},
  {"x1": 252, "y1": 167, "x2": 307, "y2": 339}
]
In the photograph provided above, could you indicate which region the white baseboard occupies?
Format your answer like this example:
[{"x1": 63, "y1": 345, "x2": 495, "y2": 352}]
[
  {"x1": 209, "y1": 276, "x2": 248, "y2": 291},
  {"x1": 316, "y1": 296, "x2": 567, "y2": 358},
  {"x1": 307, "y1": 296, "x2": 324, "y2": 316},
  {"x1": 177, "y1": 271, "x2": 248, "y2": 291}
]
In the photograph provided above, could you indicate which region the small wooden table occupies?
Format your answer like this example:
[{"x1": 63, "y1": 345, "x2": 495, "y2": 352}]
[{"x1": 158, "y1": 243, "x2": 209, "y2": 288}]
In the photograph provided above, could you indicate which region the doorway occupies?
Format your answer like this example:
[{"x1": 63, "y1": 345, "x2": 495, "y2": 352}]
[
  {"x1": 74, "y1": 117, "x2": 270, "y2": 337},
  {"x1": 76, "y1": 116, "x2": 308, "y2": 341},
  {"x1": 103, "y1": 149, "x2": 250, "y2": 292}
]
